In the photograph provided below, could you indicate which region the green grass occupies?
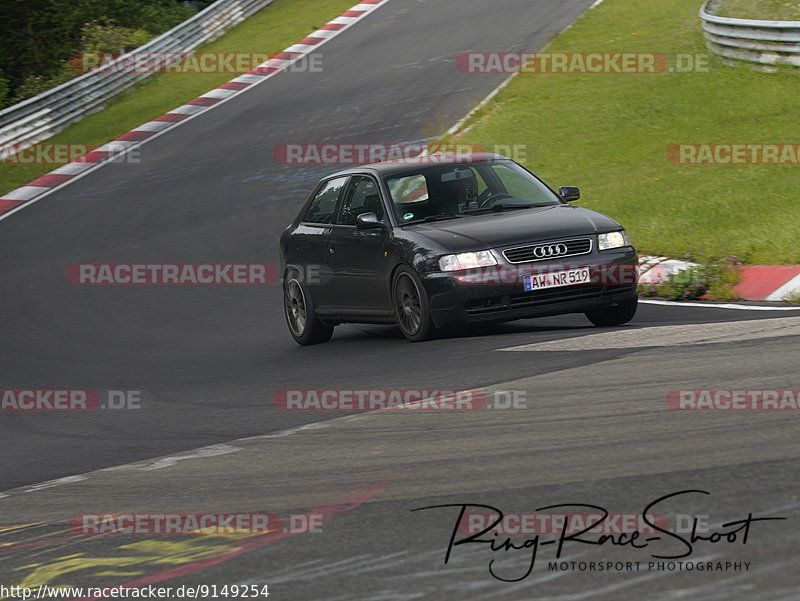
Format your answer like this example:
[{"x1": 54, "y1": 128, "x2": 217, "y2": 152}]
[
  {"x1": 0, "y1": 0, "x2": 356, "y2": 196},
  {"x1": 712, "y1": 0, "x2": 800, "y2": 20},
  {"x1": 455, "y1": 0, "x2": 800, "y2": 264}
]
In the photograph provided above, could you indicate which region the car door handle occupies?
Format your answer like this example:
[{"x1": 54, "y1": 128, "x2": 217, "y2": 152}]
[{"x1": 328, "y1": 241, "x2": 336, "y2": 255}]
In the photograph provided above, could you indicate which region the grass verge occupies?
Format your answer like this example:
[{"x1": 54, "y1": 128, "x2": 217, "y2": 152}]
[
  {"x1": 454, "y1": 0, "x2": 800, "y2": 264},
  {"x1": 712, "y1": 0, "x2": 800, "y2": 20},
  {"x1": 0, "y1": 0, "x2": 356, "y2": 197}
]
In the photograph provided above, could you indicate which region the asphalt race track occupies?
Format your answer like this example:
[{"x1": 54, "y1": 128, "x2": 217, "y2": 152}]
[{"x1": 1, "y1": 0, "x2": 799, "y2": 599}]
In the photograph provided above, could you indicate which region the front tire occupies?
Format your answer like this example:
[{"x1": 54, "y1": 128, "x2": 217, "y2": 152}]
[
  {"x1": 585, "y1": 297, "x2": 638, "y2": 327},
  {"x1": 284, "y1": 272, "x2": 334, "y2": 346},
  {"x1": 393, "y1": 266, "x2": 436, "y2": 342}
]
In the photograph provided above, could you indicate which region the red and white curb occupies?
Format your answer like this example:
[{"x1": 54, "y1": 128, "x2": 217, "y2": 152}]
[
  {"x1": 638, "y1": 255, "x2": 696, "y2": 285},
  {"x1": 0, "y1": 0, "x2": 391, "y2": 221},
  {"x1": 738, "y1": 265, "x2": 800, "y2": 301},
  {"x1": 639, "y1": 255, "x2": 800, "y2": 302}
]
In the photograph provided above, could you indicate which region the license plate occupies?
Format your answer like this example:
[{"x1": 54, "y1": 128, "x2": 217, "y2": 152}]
[{"x1": 523, "y1": 268, "x2": 591, "y2": 291}]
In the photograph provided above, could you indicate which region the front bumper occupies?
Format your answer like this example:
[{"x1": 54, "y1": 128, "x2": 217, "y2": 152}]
[{"x1": 421, "y1": 247, "x2": 639, "y2": 328}]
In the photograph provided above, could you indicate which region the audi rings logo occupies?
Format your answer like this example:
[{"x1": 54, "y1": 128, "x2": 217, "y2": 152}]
[{"x1": 532, "y1": 244, "x2": 568, "y2": 259}]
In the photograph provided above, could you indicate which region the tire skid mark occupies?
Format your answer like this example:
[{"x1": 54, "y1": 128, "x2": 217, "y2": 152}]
[
  {"x1": 67, "y1": 481, "x2": 387, "y2": 600},
  {"x1": 0, "y1": 480, "x2": 390, "y2": 600}
]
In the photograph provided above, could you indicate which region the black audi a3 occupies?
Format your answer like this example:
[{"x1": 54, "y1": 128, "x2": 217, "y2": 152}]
[{"x1": 280, "y1": 153, "x2": 638, "y2": 344}]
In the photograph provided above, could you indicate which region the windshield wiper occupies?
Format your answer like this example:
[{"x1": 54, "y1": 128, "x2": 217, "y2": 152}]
[
  {"x1": 408, "y1": 214, "x2": 466, "y2": 224},
  {"x1": 463, "y1": 203, "x2": 550, "y2": 214}
]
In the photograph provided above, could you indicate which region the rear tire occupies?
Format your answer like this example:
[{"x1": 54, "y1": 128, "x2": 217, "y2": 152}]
[
  {"x1": 284, "y1": 271, "x2": 334, "y2": 346},
  {"x1": 585, "y1": 297, "x2": 638, "y2": 327},
  {"x1": 393, "y1": 266, "x2": 436, "y2": 342}
]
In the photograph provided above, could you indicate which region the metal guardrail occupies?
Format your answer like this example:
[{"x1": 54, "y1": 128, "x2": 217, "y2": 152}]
[
  {"x1": 700, "y1": 0, "x2": 800, "y2": 70},
  {"x1": 0, "y1": 0, "x2": 275, "y2": 150}
]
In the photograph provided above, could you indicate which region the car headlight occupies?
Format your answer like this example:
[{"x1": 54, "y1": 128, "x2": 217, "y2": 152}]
[
  {"x1": 598, "y1": 231, "x2": 631, "y2": 251},
  {"x1": 439, "y1": 250, "x2": 498, "y2": 271}
]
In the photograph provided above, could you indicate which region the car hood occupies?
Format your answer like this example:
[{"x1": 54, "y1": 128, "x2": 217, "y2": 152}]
[{"x1": 405, "y1": 205, "x2": 621, "y2": 252}]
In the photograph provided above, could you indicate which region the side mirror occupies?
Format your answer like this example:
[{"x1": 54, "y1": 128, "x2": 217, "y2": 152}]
[
  {"x1": 356, "y1": 212, "x2": 386, "y2": 229},
  {"x1": 559, "y1": 186, "x2": 581, "y2": 202}
]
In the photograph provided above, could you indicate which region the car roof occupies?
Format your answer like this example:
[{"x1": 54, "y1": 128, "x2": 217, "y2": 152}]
[{"x1": 326, "y1": 153, "x2": 513, "y2": 178}]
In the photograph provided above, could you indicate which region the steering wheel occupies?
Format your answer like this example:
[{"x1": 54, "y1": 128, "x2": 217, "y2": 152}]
[{"x1": 477, "y1": 190, "x2": 513, "y2": 207}]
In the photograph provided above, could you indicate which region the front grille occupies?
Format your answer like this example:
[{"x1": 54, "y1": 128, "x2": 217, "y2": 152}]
[{"x1": 503, "y1": 238, "x2": 593, "y2": 264}]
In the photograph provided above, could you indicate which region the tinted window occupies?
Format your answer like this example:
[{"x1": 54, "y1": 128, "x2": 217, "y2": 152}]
[
  {"x1": 386, "y1": 161, "x2": 560, "y2": 224},
  {"x1": 303, "y1": 177, "x2": 347, "y2": 224},
  {"x1": 489, "y1": 163, "x2": 549, "y2": 201},
  {"x1": 337, "y1": 176, "x2": 384, "y2": 226}
]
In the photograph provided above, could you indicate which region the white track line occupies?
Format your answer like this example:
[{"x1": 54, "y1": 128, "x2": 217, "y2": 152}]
[
  {"x1": 640, "y1": 299, "x2": 800, "y2": 311},
  {"x1": 499, "y1": 315, "x2": 800, "y2": 351}
]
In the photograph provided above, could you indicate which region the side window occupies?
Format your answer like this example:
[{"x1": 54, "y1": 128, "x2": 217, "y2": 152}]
[
  {"x1": 337, "y1": 176, "x2": 384, "y2": 226},
  {"x1": 303, "y1": 177, "x2": 348, "y2": 224}
]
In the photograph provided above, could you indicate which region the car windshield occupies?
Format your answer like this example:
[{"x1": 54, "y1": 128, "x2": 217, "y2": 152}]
[{"x1": 385, "y1": 161, "x2": 561, "y2": 225}]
